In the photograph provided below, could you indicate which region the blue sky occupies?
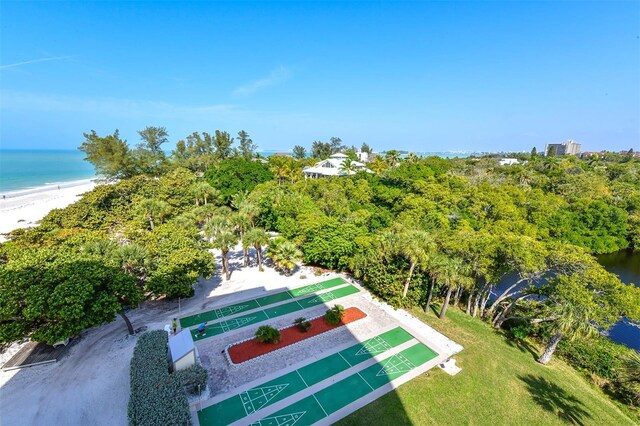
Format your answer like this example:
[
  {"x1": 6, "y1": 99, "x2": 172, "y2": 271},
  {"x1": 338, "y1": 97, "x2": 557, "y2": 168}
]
[{"x1": 1, "y1": 1, "x2": 638, "y2": 153}]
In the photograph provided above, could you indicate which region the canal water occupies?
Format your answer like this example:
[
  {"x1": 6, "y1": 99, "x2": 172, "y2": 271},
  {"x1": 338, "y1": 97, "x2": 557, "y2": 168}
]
[
  {"x1": 597, "y1": 249, "x2": 639, "y2": 351},
  {"x1": 493, "y1": 249, "x2": 639, "y2": 351}
]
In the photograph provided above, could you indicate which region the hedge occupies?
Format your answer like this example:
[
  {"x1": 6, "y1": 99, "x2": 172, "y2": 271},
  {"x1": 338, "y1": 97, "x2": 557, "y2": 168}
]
[
  {"x1": 128, "y1": 331, "x2": 191, "y2": 426},
  {"x1": 174, "y1": 364, "x2": 208, "y2": 396}
]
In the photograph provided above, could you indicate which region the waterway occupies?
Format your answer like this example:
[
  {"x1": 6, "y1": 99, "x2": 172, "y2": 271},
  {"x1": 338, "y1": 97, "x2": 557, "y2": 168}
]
[
  {"x1": 493, "y1": 249, "x2": 639, "y2": 351},
  {"x1": 597, "y1": 249, "x2": 639, "y2": 351}
]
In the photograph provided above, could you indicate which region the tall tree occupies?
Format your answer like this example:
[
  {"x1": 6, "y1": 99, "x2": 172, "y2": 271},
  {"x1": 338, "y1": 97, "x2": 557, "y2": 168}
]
[
  {"x1": 360, "y1": 142, "x2": 372, "y2": 154},
  {"x1": 191, "y1": 181, "x2": 219, "y2": 206},
  {"x1": 311, "y1": 141, "x2": 332, "y2": 159},
  {"x1": 329, "y1": 137, "x2": 343, "y2": 153},
  {"x1": 203, "y1": 216, "x2": 238, "y2": 280},
  {"x1": 292, "y1": 145, "x2": 307, "y2": 159},
  {"x1": 213, "y1": 130, "x2": 235, "y2": 160},
  {"x1": 536, "y1": 267, "x2": 635, "y2": 365},
  {"x1": 135, "y1": 126, "x2": 169, "y2": 176},
  {"x1": 243, "y1": 228, "x2": 270, "y2": 271},
  {"x1": 79, "y1": 130, "x2": 133, "y2": 180},
  {"x1": 0, "y1": 248, "x2": 143, "y2": 343},
  {"x1": 237, "y1": 130, "x2": 257, "y2": 159}
]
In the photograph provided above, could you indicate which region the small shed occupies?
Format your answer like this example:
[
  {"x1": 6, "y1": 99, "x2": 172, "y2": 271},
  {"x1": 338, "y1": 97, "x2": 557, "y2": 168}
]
[{"x1": 168, "y1": 329, "x2": 196, "y2": 372}]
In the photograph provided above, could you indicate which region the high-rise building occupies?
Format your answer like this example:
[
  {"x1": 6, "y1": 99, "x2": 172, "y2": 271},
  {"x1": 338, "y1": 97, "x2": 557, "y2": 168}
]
[{"x1": 545, "y1": 140, "x2": 581, "y2": 156}]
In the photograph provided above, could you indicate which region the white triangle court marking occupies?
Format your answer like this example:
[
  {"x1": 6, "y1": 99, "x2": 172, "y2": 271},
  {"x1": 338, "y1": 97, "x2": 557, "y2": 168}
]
[
  {"x1": 213, "y1": 316, "x2": 255, "y2": 333},
  {"x1": 217, "y1": 304, "x2": 250, "y2": 318},
  {"x1": 241, "y1": 384, "x2": 289, "y2": 415},
  {"x1": 251, "y1": 411, "x2": 307, "y2": 426},
  {"x1": 376, "y1": 353, "x2": 416, "y2": 377},
  {"x1": 306, "y1": 292, "x2": 336, "y2": 304},
  {"x1": 355, "y1": 336, "x2": 393, "y2": 356}
]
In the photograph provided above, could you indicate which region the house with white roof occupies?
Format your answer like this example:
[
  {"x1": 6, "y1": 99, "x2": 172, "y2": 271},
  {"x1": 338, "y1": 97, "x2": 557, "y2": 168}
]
[
  {"x1": 302, "y1": 153, "x2": 372, "y2": 178},
  {"x1": 499, "y1": 158, "x2": 520, "y2": 166}
]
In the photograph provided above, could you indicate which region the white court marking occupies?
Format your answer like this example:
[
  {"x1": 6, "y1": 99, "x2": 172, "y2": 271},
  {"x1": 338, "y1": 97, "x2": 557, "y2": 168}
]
[
  {"x1": 251, "y1": 411, "x2": 307, "y2": 426},
  {"x1": 376, "y1": 353, "x2": 416, "y2": 376},
  {"x1": 241, "y1": 384, "x2": 290, "y2": 415}
]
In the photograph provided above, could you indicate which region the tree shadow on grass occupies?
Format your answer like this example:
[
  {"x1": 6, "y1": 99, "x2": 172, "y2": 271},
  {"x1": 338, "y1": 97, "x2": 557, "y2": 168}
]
[
  {"x1": 519, "y1": 374, "x2": 592, "y2": 425},
  {"x1": 501, "y1": 332, "x2": 539, "y2": 361}
]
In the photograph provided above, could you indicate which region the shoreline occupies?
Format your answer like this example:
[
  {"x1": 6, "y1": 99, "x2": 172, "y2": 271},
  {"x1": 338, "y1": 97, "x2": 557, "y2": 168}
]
[
  {"x1": 0, "y1": 179, "x2": 98, "y2": 240},
  {"x1": 1, "y1": 177, "x2": 97, "y2": 199}
]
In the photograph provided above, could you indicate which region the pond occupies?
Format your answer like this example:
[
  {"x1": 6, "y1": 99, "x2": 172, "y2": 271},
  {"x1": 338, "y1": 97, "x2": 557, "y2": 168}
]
[
  {"x1": 493, "y1": 249, "x2": 639, "y2": 351},
  {"x1": 596, "y1": 249, "x2": 639, "y2": 351}
]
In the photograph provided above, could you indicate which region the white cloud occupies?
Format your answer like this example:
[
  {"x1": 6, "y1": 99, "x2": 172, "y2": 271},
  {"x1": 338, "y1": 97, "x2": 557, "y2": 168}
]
[
  {"x1": 0, "y1": 56, "x2": 74, "y2": 70},
  {"x1": 232, "y1": 66, "x2": 292, "y2": 98}
]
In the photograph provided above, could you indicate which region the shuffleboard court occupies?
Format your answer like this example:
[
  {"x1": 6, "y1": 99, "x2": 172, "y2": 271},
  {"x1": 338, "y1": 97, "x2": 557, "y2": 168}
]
[
  {"x1": 191, "y1": 285, "x2": 360, "y2": 341},
  {"x1": 251, "y1": 342, "x2": 438, "y2": 426},
  {"x1": 197, "y1": 327, "x2": 414, "y2": 426},
  {"x1": 180, "y1": 278, "x2": 347, "y2": 328}
]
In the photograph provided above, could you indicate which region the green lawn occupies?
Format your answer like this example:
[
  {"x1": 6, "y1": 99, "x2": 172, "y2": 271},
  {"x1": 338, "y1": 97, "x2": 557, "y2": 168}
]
[{"x1": 337, "y1": 306, "x2": 637, "y2": 426}]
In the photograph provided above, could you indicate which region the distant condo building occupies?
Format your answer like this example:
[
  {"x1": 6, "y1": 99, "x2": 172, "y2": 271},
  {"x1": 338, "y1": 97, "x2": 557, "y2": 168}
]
[{"x1": 545, "y1": 140, "x2": 581, "y2": 156}]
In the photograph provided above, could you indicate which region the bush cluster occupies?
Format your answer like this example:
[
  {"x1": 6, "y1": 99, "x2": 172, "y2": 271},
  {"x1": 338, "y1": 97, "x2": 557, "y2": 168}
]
[
  {"x1": 557, "y1": 335, "x2": 639, "y2": 405},
  {"x1": 293, "y1": 317, "x2": 312, "y2": 332},
  {"x1": 255, "y1": 325, "x2": 281, "y2": 343},
  {"x1": 174, "y1": 364, "x2": 208, "y2": 396},
  {"x1": 128, "y1": 331, "x2": 191, "y2": 426},
  {"x1": 325, "y1": 304, "x2": 345, "y2": 325}
]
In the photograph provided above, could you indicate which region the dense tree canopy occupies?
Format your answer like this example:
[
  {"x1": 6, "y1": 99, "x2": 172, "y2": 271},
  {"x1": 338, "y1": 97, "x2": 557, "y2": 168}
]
[{"x1": 4, "y1": 128, "x2": 640, "y2": 411}]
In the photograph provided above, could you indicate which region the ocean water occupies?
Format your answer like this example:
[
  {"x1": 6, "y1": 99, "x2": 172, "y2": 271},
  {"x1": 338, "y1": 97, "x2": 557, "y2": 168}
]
[{"x1": 0, "y1": 150, "x2": 96, "y2": 193}]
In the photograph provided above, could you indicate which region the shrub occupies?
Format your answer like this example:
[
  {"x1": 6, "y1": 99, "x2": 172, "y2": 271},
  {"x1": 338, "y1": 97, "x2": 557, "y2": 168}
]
[
  {"x1": 174, "y1": 364, "x2": 208, "y2": 395},
  {"x1": 128, "y1": 330, "x2": 191, "y2": 426},
  {"x1": 325, "y1": 304, "x2": 345, "y2": 326},
  {"x1": 557, "y1": 335, "x2": 627, "y2": 380},
  {"x1": 255, "y1": 325, "x2": 281, "y2": 343},
  {"x1": 293, "y1": 317, "x2": 312, "y2": 332},
  {"x1": 509, "y1": 324, "x2": 531, "y2": 341}
]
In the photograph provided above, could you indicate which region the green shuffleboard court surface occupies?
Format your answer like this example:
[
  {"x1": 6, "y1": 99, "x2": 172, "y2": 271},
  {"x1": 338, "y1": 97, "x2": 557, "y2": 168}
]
[
  {"x1": 191, "y1": 285, "x2": 360, "y2": 341},
  {"x1": 197, "y1": 327, "x2": 415, "y2": 426},
  {"x1": 180, "y1": 278, "x2": 347, "y2": 328},
  {"x1": 251, "y1": 342, "x2": 438, "y2": 426}
]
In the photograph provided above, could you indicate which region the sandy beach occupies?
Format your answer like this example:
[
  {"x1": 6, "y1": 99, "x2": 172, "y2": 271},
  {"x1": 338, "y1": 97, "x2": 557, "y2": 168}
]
[{"x1": 0, "y1": 179, "x2": 97, "y2": 241}]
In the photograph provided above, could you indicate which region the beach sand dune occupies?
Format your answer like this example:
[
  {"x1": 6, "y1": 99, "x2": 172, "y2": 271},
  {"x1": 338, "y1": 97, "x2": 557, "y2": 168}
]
[{"x1": 0, "y1": 179, "x2": 96, "y2": 241}]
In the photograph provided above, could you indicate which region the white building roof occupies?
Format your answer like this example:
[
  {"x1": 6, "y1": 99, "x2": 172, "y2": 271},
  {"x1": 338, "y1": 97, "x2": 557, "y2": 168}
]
[
  {"x1": 303, "y1": 153, "x2": 371, "y2": 177},
  {"x1": 169, "y1": 329, "x2": 195, "y2": 362},
  {"x1": 499, "y1": 158, "x2": 520, "y2": 166}
]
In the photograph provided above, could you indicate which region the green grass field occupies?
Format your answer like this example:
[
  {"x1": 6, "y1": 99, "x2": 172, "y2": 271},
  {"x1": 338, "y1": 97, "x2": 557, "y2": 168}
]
[{"x1": 337, "y1": 306, "x2": 638, "y2": 426}]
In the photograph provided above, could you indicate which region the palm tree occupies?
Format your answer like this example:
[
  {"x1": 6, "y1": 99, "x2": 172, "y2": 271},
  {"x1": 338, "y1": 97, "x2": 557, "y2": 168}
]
[
  {"x1": 203, "y1": 216, "x2": 238, "y2": 280},
  {"x1": 115, "y1": 244, "x2": 151, "y2": 284},
  {"x1": 369, "y1": 156, "x2": 388, "y2": 175},
  {"x1": 138, "y1": 198, "x2": 171, "y2": 230},
  {"x1": 243, "y1": 227, "x2": 270, "y2": 271},
  {"x1": 268, "y1": 238, "x2": 302, "y2": 276},
  {"x1": 340, "y1": 158, "x2": 357, "y2": 175},
  {"x1": 191, "y1": 181, "x2": 219, "y2": 206},
  {"x1": 193, "y1": 204, "x2": 219, "y2": 225},
  {"x1": 383, "y1": 228, "x2": 435, "y2": 298},
  {"x1": 83, "y1": 239, "x2": 119, "y2": 257},
  {"x1": 435, "y1": 256, "x2": 472, "y2": 319},
  {"x1": 619, "y1": 351, "x2": 640, "y2": 402},
  {"x1": 537, "y1": 302, "x2": 598, "y2": 365},
  {"x1": 231, "y1": 212, "x2": 251, "y2": 266}
]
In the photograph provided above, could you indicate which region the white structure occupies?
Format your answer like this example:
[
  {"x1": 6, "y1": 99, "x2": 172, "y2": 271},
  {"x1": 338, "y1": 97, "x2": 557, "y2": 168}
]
[
  {"x1": 545, "y1": 139, "x2": 581, "y2": 156},
  {"x1": 303, "y1": 153, "x2": 372, "y2": 178},
  {"x1": 168, "y1": 329, "x2": 196, "y2": 371},
  {"x1": 499, "y1": 158, "x2": 520, "y2": 166},
  {"x1": 356, "y1": 150, "x2": 369, "y2": 163}
]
